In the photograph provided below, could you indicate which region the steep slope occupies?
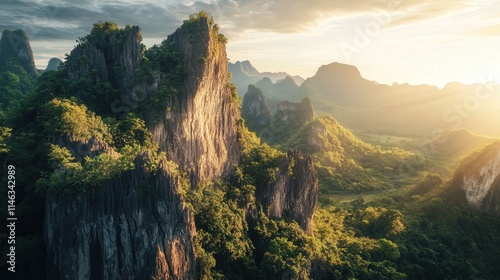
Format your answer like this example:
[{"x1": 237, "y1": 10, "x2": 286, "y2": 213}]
[
  {"x1": 259, "y1": 97, "x2": 314, "y2": 144},
  {"x1": 256, "y1": 150, "x2": 318, "y2": 234},
  {"x1": 0, "y1": 29, "x2": 38, "y2": 109},
  {"x1": 284, "y1": 115, "x2": 417, "y2": 194},
  {"x1": 275, "y1": 75, "x2": 299, "y2": 95},
  {"x1": 147, "y1": 16, "x2": 241, "y2": 185},
  {"x1": 39, "y1": 100, "x2": 198, "y2": 279},
  {"x1": 255, "y1": 76, "x2": 274, "y2": 92},
  {"x1": 40, "y1": 20, "x2": 204, "y2": 279},
  {"x1": 452, "y1": 141, "x2": 500, "y2": 214},
  {"x1": 241, "y1": 84, "x2": 272, "y2": 131},
  {"x1": 44, "y1": 135, "x2": 197, "y2": 279},
  {"x1": 0, "y1": 29, "x2": 37, "y2": 78}
]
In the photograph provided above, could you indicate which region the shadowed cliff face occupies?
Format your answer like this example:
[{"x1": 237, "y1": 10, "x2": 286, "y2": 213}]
[
  {"x1": 45, "y1": 155, "x2": 197, "y2": 280},
  {"x1": 454, "y1": 141, "x2": 500, "y2": 215},
  {"x1": 275, "y1": 97, "x2": 314, "y2": 128},
  {"x1": 66, "y1": 25, "x2": 143, "y2": 100},
  {"x1": 241, "y1": 84, "x2": 272, "y2": 130},
  {"x1": 0, "y1": 29, "x2": 38, "y2": 78},
  {"x1": 45, "y1": 130, "x2": 197, "y2": 279},
  {"x1": 255, "y1": 150, "x2": 318, "y2": 234},
  {"x1": 148, "y1": 17, "x2": 241, "y2": 186}
]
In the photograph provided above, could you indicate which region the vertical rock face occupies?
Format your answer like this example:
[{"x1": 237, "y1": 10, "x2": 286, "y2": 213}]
[
  {"x1": 45, "y1": 134, "x2": 197, "y2": 279},
  {"x1": 275, "y1": 97, "x2": 314, "y2": 127},
  {"x1": 257, "y1": 96, "x2": 314, "y2": 143},
  {"x1": 0, "y1": 29, "x2": 38, "y2": 77},
  {"x1": 255, "y1": 150, "x2": 318, "y2": 234},
  {"x1": 149, "y1": 17, "x2": 241, "y2": 186},
  {"x1": 45, "y1": 156, "x2": 197, "y2": 280},
  {"x1": 241, "y1": 84, "x2": 272, "y2": 130},
  {"x1": 454, "y1": 141, "x2": 500, "y2": 215},
  {"x1": 44, "y1": 24, "x2": 199, "y2": 280},
  {"x1": 66, "y1": 25, "x2": 142, "y2": 97}
]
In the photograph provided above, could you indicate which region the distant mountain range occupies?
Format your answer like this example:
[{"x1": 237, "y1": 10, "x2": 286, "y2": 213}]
[
  {"x1": 237, "y1": 61, "x2": 500, "y2": 137},
  {"x1": 294, "y1": 62, "x2": 500, "y2": 137},
  {"x1": 228, "y1": 60, "x2": 304, "y2": 94}
]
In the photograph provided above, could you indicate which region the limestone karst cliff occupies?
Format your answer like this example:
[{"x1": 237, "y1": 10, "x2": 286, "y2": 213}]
[
  {"x1": 0, "y1": 29, "x2": 38, "y2": 78},
  {"x1": 65, "y1": 23, "x2": 143, "y2": 111},
  {"x1": 42, "y1": 98, "x2": 198, "y2": 279},
  {"x1": 241, "y1": 84, "x2": 272, "y2": 131},
  {"x1": 148, "y1": 16, "x2": 241, "y2": 186},
  {"x1": 247, "y1": 95, "x2": 314, "y2": 144},
  {"x1": 453, "y1": 141, "x2": 500, "y2": 215},
  {"x1": 45, "y1": 150, "x2": 197, "y2": 279},
  {"x1": 255, "y1": 150, "x2": 318, "y2": 234},
  {"x1": 274, "y1": 97, "x2": 314, "y2": 128},
  {"x1": 42, "y1": 14, "x2": 318, "y2": 279}
]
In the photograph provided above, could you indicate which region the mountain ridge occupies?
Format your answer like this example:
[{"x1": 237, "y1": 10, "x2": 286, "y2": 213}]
[
  {"x1": 228, "y1": 59, "x2": 304, "y2": 94},
  {"x1": 292, "y1": 61, "x2": 500, "y2": 137}
]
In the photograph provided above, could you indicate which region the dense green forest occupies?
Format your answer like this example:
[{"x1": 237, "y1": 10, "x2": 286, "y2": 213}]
[{"x1": 1, "y1": 12, "x2": 499, "y2": 280}]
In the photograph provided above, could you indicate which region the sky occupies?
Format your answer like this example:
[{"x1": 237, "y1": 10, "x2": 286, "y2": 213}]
[{"x1": 1, "y1": 0, "x2": 499, "y2": 87}]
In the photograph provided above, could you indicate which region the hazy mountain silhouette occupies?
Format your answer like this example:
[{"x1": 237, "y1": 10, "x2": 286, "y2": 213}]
[
  {"x1": 45, "y1": 57, "x2": 62, "y2": 71},
  {"x1": 253, "y1": 75, "x2": 300, "y2": 110},
  {"x1": 228, "y1": 60, "x2": 303, "y2": 94},
  {"x1": 290, "y1": 62, "x2": 500, "y2": 137}
]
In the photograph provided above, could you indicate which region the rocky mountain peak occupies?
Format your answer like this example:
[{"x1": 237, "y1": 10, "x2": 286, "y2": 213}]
[
  {"x1": 150, "y1": 14, "x2": 242, "y2": 186},
  {"x1": 256, "y1": 76, "x2": 274, "y2": 91},
  {"x1": 454, "y1": 141, "x2": 500, "y2": 215},
  {"x1": 255, "y1": 150, "x2": 318, "y2": 234},
  {"x1": 66, "y1": 23, "x2": 142, "y2": 98},
  {"x1": 275, "y1": 97, "x2": 314, "y2": 127},
  {"x1": 315, "y1": 62, "x2": 362, "y2": 80},
  {"x1": 275, "y1": 75, "x2": 299, "y2": 94},
  {"x1": 239, "y1": 60, "x2": 260, "y2": 76},
  {"x1": 45, "y1": 57, "x2": 62, "y2": 71},
  {"x1": 242, "y1": 84, "x2": 272, "y2": 130},
  {"x1": 0, "y1": 29, "x2": 38, "y2": 77}
]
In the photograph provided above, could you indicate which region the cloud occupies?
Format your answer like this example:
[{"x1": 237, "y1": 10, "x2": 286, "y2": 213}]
[
  {"x1": 469, "y1": 24, "x2": 500, "y2": 36},
  {"x1": 1, "y1": 0, "x2": 473, "y2": 43},
  {"x1": 0, "y1": 0, "x2": 184, "y2": 42},
  {"x1": 187, "y1": 0, "x2": 474, "y2": 34},
  {"x1": 385, "y1": 1, "x2": 475, "y2": 28},
  {"x1": 0, "y1": 0, "x2": 484, "y2": 69}
]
